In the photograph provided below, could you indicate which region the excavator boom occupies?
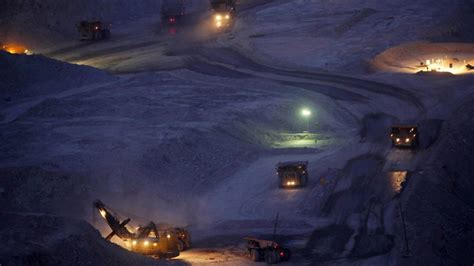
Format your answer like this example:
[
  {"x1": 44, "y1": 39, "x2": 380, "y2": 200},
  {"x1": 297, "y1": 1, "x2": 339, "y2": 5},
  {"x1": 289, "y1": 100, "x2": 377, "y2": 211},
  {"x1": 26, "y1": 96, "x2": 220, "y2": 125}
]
[{"x1": 93, "y1": 200, "x2": 134, "y2": 240}]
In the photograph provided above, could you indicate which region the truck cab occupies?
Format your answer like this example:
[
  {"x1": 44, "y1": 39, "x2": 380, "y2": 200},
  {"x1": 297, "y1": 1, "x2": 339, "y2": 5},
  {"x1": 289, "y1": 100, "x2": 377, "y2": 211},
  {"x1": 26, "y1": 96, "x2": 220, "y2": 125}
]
[{"x1": 276, "y1": 161, "x2": 309, "y2": 188}]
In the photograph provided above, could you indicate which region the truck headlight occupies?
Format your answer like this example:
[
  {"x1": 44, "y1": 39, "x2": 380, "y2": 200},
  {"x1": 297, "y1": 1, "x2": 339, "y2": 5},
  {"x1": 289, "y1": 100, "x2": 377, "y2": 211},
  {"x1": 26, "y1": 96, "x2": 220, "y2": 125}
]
[{"x1": 215, "y1": 15, "x2": 222, "y2": 21}]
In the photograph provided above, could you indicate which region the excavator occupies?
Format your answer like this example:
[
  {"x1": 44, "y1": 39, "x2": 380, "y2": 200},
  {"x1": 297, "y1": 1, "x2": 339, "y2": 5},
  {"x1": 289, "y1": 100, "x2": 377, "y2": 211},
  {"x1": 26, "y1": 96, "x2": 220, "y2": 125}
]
[{"x1": 93, "y1": 200, "x2": 191, "y2": 258}]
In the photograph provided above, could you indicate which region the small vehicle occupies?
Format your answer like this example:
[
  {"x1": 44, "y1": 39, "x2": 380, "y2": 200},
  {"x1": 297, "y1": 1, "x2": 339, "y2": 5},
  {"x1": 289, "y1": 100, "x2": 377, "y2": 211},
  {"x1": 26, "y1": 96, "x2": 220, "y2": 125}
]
[
  {"x1": 276, "y1": 161, "x2": 309, "y2": 188},
  {"x1": 210, "y1": 0, "x2": 236, "y2": 30},
  {"x1": 93, "y1": 200, "x2": 188, "y2": 258},
  {"x1": 245, "y1": 237, "x2": 291, "y2": 264},
  {"x1": 78, "y1": 21, "x2": 111, "y2": 41},
  {"x1": 161, "y1": 0, "x2": 186, "y2": 32},
  {"x1": 390, "y1": 125, "x2": 418, "y2": 148}
]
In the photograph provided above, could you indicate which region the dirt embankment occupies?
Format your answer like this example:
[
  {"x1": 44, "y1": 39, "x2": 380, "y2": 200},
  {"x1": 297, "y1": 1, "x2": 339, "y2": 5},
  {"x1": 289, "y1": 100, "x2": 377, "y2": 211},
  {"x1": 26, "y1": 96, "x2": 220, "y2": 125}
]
[
  {"x1": 0, "y1": 213, "x2": 186, "y2": 266},
  {"x1": 398, "y1": 97, "x2": 474, "y2": 266}
]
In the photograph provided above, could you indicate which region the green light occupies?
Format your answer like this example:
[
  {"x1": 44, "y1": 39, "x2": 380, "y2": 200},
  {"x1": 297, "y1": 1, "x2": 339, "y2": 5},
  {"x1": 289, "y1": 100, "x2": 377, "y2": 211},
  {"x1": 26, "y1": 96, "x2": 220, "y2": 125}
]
[{"x1": 301, "y1": 108, "x2": 311, "y2": 117}]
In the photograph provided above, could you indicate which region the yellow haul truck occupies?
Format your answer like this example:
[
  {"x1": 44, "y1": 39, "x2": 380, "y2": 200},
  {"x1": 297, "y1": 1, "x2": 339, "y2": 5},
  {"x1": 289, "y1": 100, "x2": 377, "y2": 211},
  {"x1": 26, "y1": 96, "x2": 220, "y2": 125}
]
[
  {"x1": 210, "y1": 0, "x2": 236, "y2": 30},
  {"x1": 390, "y1": 125, "x2": 418, "y2": 148}
]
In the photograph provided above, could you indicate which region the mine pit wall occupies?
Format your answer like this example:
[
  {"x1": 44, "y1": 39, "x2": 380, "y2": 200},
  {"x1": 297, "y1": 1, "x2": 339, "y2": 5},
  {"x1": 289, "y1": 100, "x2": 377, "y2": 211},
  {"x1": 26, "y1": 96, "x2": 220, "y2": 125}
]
[
  {"x1": 0, "y1": 103, "x2": 301, "y2": 228},
  {"x1": 396, "y1": 98, "x2": 474, "y2": 266},
  {"x1": 0, "y1": 0, "x2": 210, "y2": 50},
  {"x1": 0, "y1": 0, "x2": 160, "y2": 51}
]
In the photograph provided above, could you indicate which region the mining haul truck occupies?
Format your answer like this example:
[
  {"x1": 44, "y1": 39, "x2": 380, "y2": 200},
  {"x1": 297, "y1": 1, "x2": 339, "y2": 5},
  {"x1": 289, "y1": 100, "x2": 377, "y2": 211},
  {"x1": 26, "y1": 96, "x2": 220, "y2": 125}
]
[
  {"x1": 93, "y1": 200, "x2": 191, "y2": 257},
  {"x1": 276, "y1": 161, "x2": 309, "y2": 188},
  {"x1": 390, "y1": 124, "x2": 418, "y2": 148},
  {"x1": 78, "y1": 21, "x2": 111, "y2": 41},
  {"x1": 244, "y1": 213, "x2": 292, "y2": 264},
  {"x1": 161, "y1": 0, "x2": 186, "y2": 31},
  {"x1": 210, "y1": 0, "x2": 236, "y2": 29},
  {"x1": 245, "y1": 237, "x2": 291, "y2": 264}
]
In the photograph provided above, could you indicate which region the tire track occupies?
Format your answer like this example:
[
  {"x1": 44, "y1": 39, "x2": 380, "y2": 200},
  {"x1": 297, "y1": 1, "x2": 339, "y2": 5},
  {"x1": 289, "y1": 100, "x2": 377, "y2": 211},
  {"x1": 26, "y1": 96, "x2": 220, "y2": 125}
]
[{"x1": 191, "y1": 47, "x2": 424, "y2": 112}]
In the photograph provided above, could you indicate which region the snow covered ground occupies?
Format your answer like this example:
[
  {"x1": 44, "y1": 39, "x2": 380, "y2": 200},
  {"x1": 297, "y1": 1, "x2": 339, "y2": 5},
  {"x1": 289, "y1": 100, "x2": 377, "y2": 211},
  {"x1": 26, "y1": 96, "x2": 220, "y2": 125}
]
[
  {"x1": 1, "y1": 0, "x2": 474, "y2": 265},
  {"x1": 229, "y1": 0, "x2": 474, "y2": 73}
]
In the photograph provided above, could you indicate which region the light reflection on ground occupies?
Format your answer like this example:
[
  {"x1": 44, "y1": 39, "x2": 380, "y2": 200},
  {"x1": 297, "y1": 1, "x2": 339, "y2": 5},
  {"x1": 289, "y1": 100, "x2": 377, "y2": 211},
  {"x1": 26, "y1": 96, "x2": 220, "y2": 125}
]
[
  {"x1": 176, "y1": 248, "x2": 247, "y2": 265},
  {"x1": 388, "y1": 171, "x2": 407, "y2": 193},
  {"x1": 272, "y1": 133, "x2": 319, "y2": 148}
]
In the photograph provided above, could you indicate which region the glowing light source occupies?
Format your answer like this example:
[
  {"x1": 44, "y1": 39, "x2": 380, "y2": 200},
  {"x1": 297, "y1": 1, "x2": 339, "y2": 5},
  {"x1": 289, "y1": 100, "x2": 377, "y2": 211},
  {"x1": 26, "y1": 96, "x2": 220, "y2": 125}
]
[
  {"x1": 167, "y1": 234, "x2": 171, "y2": 239},
  {"x1": 418, "y1": 56, "x2": 471, "y2": 75},
  {"x1": 301, "y1": 108, "x2": 311, "y2": 117},
  {"x1": 99, "y1": 209, "x2": 107, "y2": 218},
  {"x1": 132, "y1": 240, "x2": 137, "y2": 246},
  {"x1": 301, "y1": 108, "x2": 312, "y2": 132},
  {"x1": 1, "y1": 44, "x2": 29, "y2": 54},
  {"x1": 144, "y1": 241, "x2": 149, "y2": 246}
]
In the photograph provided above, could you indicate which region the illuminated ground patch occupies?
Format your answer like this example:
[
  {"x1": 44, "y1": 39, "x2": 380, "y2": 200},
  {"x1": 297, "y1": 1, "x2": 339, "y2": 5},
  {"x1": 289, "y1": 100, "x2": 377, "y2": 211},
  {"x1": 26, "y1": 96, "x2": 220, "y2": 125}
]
[
  {"x1": 271, "y1": 133, "x2": 322, "y2": 148},
  {"x1": 387, "y1": 170, "x2": 407, "y2": 194},
  {"x1": 372, "y1": 42, "x2": 474, "y2": 75}
]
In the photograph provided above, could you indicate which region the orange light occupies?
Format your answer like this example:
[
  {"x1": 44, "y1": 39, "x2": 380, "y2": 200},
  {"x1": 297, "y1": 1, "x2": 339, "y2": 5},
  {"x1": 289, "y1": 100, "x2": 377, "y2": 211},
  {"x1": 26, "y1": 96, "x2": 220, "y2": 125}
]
[{"x1": 1, "y1": 44, "x2": 29, "y2": 54}]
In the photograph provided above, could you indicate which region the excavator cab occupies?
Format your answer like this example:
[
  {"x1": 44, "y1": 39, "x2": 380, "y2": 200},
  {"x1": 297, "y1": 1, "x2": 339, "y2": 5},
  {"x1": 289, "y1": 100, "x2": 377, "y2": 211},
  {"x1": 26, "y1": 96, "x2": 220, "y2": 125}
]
[{"x1": 131, "y1": 223, "x2": 180, "y2": 257}]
